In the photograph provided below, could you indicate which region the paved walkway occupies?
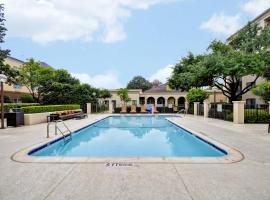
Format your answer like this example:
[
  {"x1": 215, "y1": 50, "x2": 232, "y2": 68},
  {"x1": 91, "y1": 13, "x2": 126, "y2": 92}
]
[{"x1": 0, "y1": 114, "x2": 269, "y2": 200}]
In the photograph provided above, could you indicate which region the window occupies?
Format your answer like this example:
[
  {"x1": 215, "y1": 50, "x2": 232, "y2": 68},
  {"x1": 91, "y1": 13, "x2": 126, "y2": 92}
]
[
  {"x1": 132, "y1": 100, "x2": 137, "y2": 105},
  {"x1": 139, "y1": 97, "x2": 145, "y2": 105},
  {"x1": 246, "y1": 99, "x2": 256, "y2": 108},
  {"x1": 264, "y1": 17, "x2": 270, "y2": 27}
]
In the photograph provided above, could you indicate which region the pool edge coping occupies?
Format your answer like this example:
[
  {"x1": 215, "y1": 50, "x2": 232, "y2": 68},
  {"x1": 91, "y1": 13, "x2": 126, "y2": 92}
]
[{"x1": 11, "y1": 114, "x2": 244, "y2": 164}]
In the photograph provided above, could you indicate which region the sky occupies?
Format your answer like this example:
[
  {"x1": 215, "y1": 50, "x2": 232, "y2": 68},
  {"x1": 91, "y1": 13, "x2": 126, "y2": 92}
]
[{"x1": 1, "y1": 0, "x2": 270, "y2": 89}]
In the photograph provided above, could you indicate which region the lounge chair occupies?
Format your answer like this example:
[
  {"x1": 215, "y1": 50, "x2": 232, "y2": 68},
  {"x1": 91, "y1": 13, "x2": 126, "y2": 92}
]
[
  {"x1": 120, "y1": 105, "x2": 127, "y2": 113},
  {"x1": 140, "y1": 105, "x2": 147, "y2": 113},
  {"x1": 130, "y1": 105, "x2": 137, "y2": 113}
]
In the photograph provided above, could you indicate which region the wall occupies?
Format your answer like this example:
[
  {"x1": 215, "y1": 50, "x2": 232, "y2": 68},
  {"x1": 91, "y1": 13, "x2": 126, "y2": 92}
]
[
  {"x1": 241, "y1": 75, "x2": 265, "y2": 105},
  {"x1": 24, "y1": 109, "x2": 82, "y2": 125}
]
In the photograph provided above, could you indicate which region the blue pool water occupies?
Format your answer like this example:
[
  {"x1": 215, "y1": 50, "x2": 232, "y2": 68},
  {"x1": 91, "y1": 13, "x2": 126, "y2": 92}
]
[{"x1": 30, "y1": 116, "x2": 226, "y2": 157}]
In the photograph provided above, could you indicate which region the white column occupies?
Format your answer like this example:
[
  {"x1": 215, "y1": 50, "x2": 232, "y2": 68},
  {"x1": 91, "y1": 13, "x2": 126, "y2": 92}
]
[
  {"x1": 86, "y1": 103, "x2": 91, "y2": 114},
  {"x1": 194, "y1": 102, "x2": 200, "y2": 115},
  {"x1": 233, "y1": 101, "x2": 245, "y2": 124},
  {"x1": 109, "y1": 101, "x2": 113, "y2": 114},
  {"x1": 175, "y1": 97, "x2": 178, "y2": 106},
  {"x1": 165, "y1": 98, "x2": 168, "y2": 107},
  {"x1": 185, "y1": 102, "x2": 189, "y2": 110},
  {"x1": 203, "y1": 101, "x2": 209, "y2": 118}
]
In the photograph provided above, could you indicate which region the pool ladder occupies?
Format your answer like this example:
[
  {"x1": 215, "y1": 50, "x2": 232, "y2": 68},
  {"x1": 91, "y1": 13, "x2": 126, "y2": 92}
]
[{"x1": 47, "y1": 120, "x2": 72, "y2": 143}]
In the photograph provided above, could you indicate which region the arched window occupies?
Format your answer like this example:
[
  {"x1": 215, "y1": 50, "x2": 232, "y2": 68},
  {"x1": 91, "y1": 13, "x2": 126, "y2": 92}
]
[{"x1": 147, "y1": 97, "x2": 155, "y2": 105}]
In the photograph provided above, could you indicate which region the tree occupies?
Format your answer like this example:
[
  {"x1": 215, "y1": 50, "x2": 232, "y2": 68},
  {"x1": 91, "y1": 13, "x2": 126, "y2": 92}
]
[
  {"x1": 18, "y1": 58, "x2": 55, "y2": 102},
  {"x1": 99, "y1": 89, "x2": 112, "y2": 100},
  {"x1": 151, "y1": 79, "x2": 163, "y2": 87},
  {"x1": 19, "y1": 94, "x2": 35, "y2": 103},
  {"x1": 0, "y1": 4, "x2": 18, "y2": 84},
  {"x1": 169, "y1": 53, "x2": 207, "y2": 91},
  {"x1": 186, "y1": 88, "x2": 208, "y2": 103},
  {"x1": 252, "y1": 82, "x2": 270, "y2": 103},
  {"x1": 39, "y1": 69, "x2": 98, "y2": 106},
  {"x1": 117, "y1": 88, "x2": 130, "y2": 105},
  {"x1": 228, "y1": 23, "x2": 270, "y2": 79},
  {"x1": 169, "y1": 24, "x2": 270, "y2": 102},
  {"x1": 127, "y1": 76, "x2": 152, "y2": 91}
]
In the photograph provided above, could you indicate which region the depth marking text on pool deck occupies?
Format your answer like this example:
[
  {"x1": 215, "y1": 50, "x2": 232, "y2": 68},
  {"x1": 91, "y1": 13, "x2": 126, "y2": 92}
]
[{"x1": 106, "y1": 162, "x2": 134, "y2": 167}]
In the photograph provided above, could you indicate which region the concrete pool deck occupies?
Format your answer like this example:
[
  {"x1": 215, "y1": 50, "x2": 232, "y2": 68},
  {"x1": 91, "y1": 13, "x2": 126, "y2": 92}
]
[{"x1": 0, "y1": 114, "x2": 270, "y2": 199}]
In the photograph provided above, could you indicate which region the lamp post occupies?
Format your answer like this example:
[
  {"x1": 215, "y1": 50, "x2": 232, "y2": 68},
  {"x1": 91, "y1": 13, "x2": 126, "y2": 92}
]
[{"x1": 0, "y1": 73, "x2": 7, "y2": 129}]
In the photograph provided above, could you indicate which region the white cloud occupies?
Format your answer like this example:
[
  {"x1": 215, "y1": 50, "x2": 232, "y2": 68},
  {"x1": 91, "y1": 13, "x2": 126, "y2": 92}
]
[
  {"x1": 148, "y1": 64, "x2": 174, "y2": 83},
  {"x1": 242, "y1": 0, "x2": 270, "y2": 16},
  {"x1": 72, "y1": 71, "x2": 123, "y2": 89},
  {"x1": 2, "y1": 0, "x2": 178, "y2": 44},
  {"x1": 200, "y1": 13, "x2": 241, "y2": 35}
]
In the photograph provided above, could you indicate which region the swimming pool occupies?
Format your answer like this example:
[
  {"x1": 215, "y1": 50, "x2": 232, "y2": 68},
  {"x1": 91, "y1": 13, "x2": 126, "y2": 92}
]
[{"x1": 29, "y1": 116, "x2": 227, "y2": 157}]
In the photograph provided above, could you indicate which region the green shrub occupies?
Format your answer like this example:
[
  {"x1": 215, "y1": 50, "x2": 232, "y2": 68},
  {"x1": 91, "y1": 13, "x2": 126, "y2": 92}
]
[
  {"x1": 20, "y1": 94, "x2": 35, "y2": 103},
  {"x1": 113, "y1": 107, "x2": 121, "y2": 113},
  {"x1": 3, "y1": 103, "x2": 39, "y2": 112},
  {"x1": 21, "y1": 104, "x2": 80, "y2": 114},
  {"x1": 187, "y1": 88, "x2": 208, "y2": 103},
  {"x1": 208, "y1": 108, "x2": 233, "y2": 122}
]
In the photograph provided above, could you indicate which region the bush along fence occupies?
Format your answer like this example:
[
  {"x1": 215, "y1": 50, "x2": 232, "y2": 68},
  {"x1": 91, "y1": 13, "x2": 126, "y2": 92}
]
[
  {"x1": 244, "y1": 104, "x2": 269, "y2": 123},
  {"x1": 208, "y1": 103, "x2": 233, "y2": 122},
  {"x1": 2, "y1": 103, "x2": 39, "y2": 112},
  {"x1": 174, "y1": 101, "x2": 269, "y2": 124},
  {"x1": 21, "y1": 104, "x2": 80, "y2": 114}
]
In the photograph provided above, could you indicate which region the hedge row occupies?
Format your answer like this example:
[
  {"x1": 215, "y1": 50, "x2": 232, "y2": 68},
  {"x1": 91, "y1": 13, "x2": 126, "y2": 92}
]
[
  {"x1": 2, "y1": 103, "x2": 39, "y2": 112},
  {"x1": 21, "y1": 104, "x2": 80, "y2": 114}
]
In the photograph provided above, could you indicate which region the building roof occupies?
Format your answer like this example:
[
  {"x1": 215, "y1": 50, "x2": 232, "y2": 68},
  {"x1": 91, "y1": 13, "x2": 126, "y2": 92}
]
[
  {"x1": 144, "y1": 84, "x2": 176, "y2": 93},
  {"x1": 228, "y1": 8, "x2": 270, "y2": 41},
  {"x1": 7, "y1": 56, "x2": 25, "y2": 64},
  {"x1": 39, "y1": 62, "x2": 51, "y2": 67}
]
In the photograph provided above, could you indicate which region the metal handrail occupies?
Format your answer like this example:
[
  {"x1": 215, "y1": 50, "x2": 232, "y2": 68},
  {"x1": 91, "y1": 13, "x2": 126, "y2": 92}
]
[{"x1": 47, "y1": 120, "x2": 72, "y2": 142}]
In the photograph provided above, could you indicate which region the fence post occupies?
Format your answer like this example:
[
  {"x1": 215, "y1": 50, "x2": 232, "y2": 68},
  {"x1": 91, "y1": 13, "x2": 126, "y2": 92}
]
[
  {"x1": 268, "y1": 101, "x2": 270, "y2": 114},
  {"x1": 185, "y1": 102, "x2": 189, "y2": 111},
  {"x1": 203, "y1": 100, "x2": 209, "y2": 118},
  {"x1": 86, "y1": 103, "x2": 91, "y2": 114},
  {"x1": 232, "y1": 101, "x2": 245, "y2": 124},
  {"x1": 194, "y1": 102, "x2": 199, "y2": 115},
  {"x1": 109, "y1": 101, "x2": 113, "y2": 114}
]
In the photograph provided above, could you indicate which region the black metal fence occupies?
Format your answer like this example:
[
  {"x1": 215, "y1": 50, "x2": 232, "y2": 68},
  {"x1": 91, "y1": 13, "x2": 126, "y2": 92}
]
[
  {"x1": 187, "y1": 103, "x2": 194, "y2": 114},
  {"x1": 244, "y1": 104, "x2": 269, "y2": 123},
  {"x1": 91, "y1": 102, "x2": 109, "y2": 113},
  {"x1": 208, "y1": 103, "x2": 233, "y2": 122},
  {"x1": 198, "y1": 103, "x2": 204, "y2": 116}
]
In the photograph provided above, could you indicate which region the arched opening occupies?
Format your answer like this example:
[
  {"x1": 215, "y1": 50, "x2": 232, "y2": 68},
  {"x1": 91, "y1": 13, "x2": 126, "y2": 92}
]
[
  {"x1": 157, "y1": 97, "x2": 165, "y2": 107},
  {"x1": 167, "y1": 97, "x2": 175, "y2": 107},
  {"x1": 147, "y1": 97, "x2": 155, "y2": 105},
  {"x1": 178, "y1": 97, "x2": 185, "y2": 109}
]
